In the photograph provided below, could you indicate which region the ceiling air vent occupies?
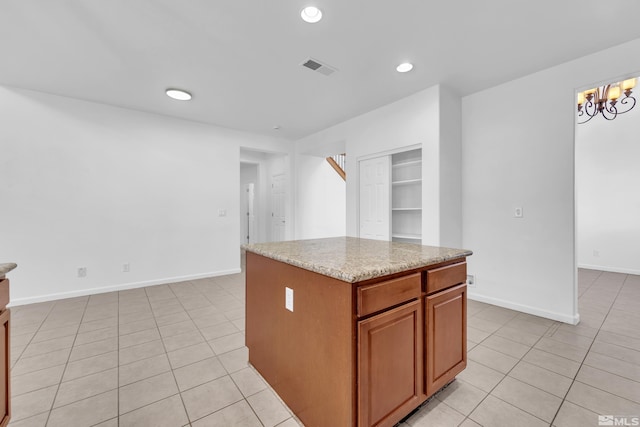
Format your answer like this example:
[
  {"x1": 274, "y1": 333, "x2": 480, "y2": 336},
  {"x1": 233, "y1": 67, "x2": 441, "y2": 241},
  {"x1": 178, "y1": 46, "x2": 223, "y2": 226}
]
[{"x1": 301, "y1": 58, "x2": 337, "y2": 76}]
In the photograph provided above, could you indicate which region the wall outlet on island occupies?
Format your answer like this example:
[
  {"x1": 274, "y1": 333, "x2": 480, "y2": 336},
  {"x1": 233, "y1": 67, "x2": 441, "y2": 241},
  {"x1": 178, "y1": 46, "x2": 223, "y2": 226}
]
[
  {"x1": 467, "y1": 274, "x2": 475, "y2": 287},
  {"x1": 77, "y1": 267, "x2": 87, "y2": 278}
]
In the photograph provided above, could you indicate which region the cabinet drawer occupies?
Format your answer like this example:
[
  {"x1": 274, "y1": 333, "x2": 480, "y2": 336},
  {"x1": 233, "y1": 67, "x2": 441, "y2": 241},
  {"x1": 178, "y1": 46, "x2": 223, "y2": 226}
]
[
  {"x1": 0, "y1": 280, "x2": 8, "y2": 311},
  {"x1": 425, "y1": 262, "x2": 466, "y2": 294},
  {"x1": 357, "y1": 273, "x2": 421, "y2": 317}
]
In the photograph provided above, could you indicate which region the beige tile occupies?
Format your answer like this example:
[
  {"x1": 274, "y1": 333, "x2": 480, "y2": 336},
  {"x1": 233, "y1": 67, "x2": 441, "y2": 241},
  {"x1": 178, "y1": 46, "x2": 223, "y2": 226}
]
[
  {"x1": 6, "y1": 412, "x2": 49, "y2": 427},
  {"x1": 436, "y1": 379, "x2": 487, "y2": 416},
  {"x1": 509, "y1": 361, "x2": 573, "y2": 398},
  {"x1": 21, "y1": 335, "x2": 75, "y2": 358},
  {"x1": 182, "y1": 375, "x2": 244, "y2": 421},
  {"x1": 584, "y1": 351, "x2": 640, "y2": 382},
  {"x1": 47, "y1": 390, "x2": 118, "y2": 427},
  {"x1": 481, "y1": 334, "x2": 531, "y2": 359},
  {"x1": 565, "y1": 381, "x2": 640, "y2": 415},
  {"x1": 232, "y1": 317, "x2": 246, "y2": 331},
  {"x1": 12, "y1": 364, "x2": 65, "y2": 396},
  {"x1": 191, "y1": 399, "x2": 261, "y2": 427},
  {"x1": 119, "y1": 353, "x2": 172, "y2": 386},
  {"x1": 173, "y1": 356, "x2": 227, "y2": 391},
  {"x1": 456, "y1": 360, "x2": 505, "y2": 393},
  {"x1": 546, "y1": 329, "x2": 593, "y2": 350},
  {"x1": 523, "y1": 348, "x2": 581, "y2": 378},
  {"x1": 466, "y1": 326, "x2": 491, "y2": 344},
  {"x1": 162, "y1": 330, "x2": 205, "y2": 352},
  {"x1": 218, "y1": 346, "x2": 250, "y2": 374},
  {"x1": 119, "y1": 327, "x2": 161, "y2": 349},
  {"x1": 468, "y1": 345, "x2": 519, "y2": 374},
  {"x1": 159, "y1": 320, "x2": 198, "y2": 338},
  {"x1": 69, "y1": 336, "x2": 118, "y2": 361},
  {"x1": 209, "y1": 332, "x2": 246, "y2": 355},
  {"x1": 491, "y1": 376, "x2": 561, "y2": 422},
  {"x1": 247, "y1": 388, "x2": 291, "y2": 427},
  {"x1": 119, "y1": 339, "x2": 165, "y2": 365},
  {"x1": 78, "y1": 316, "x2": 118, "y2": 333},
  {"x1": 199, "y1": 321, "x2": 239, "y2": 341},
  {"x1": 275, "y1": 418, "x2": 303, "y2": 427},
  {"x1": 154, "y1": 310, "x2": 191, "y2": 327},
  {"x1": 405, "y1": 398, "x2": 464, "y2": 427},
  {"x1": 119, "y1": 371, "x2": 179, "y2": 414},
  {"x1": 118, "y1": 317, "x2": 156, "y2": 335},
  {"x1": 495, "y1": 326, "x2": 542, "y2": 346},
  {"x1": 62, "y1": 350, "x2": 118, "y2": 382},
  {"x1": 120, "y1": 394, "x2": 189, "y2": 426},
  {"x1": 11, "y1": 385, "x2": 58, "y2": 422},
  {"x1": 552, "y1": 401, "x2": 600, "y2": 427},
  {"x1": 576, "y1": 364, "x2": 640, "y2": 404},
  {"x1": 168, "y1": 342, "x2": 215, "y2": 369},
  {"x1": 11, "y1": 347, "x2": 71, "y2": 375},
  {"x1": 590, "y1": 339, "x2": 640, "y2": 365},
  {"x1": 231, "y1": 367, "x2": 268, "y2": 398},
  {"x1": 557, "y1": 322, "x2": 598, "y2": 339},
  {"x1": 474, "y1": 307, "x2": 518, "y2": 325},
  {"x1": 54, "y1": 367, "x2": 118, "y2": 408},
  {"x1": 534, "y1": 338, "x2": 588, "y2": 363},
  {"x1": 468, "y1": 317, "x2": 503, "y2": 334},
  {"x1": 459, "y1": 419, "x2": 482, "y2": 427},
  {"x1": 31, "y1": 324, "x2": 78, "y2": 343},
  {"x1": 504, "y1": 318, "x2": 550, "y2": 336},
  {"x1": 469, "y1": 395, "x2": 548, "y2": 427}
]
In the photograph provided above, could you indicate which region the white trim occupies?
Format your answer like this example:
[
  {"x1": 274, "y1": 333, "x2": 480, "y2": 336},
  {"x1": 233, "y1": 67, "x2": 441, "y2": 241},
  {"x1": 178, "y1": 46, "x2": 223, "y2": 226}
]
[
  {"x1": 468, "y1": 292, "x2": 580, "y2": 325},
  {"x1": 578, "y1": 263, "x2": 640, "y2": 276},
  {"x1": 8, "y1": 269, "x2": 242, "y2": 307}
]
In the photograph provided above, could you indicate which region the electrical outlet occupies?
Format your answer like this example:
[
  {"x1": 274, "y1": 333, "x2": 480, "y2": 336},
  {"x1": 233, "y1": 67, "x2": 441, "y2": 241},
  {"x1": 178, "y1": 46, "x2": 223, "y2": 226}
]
[
  {"x1": 593, "y1": 250, "x2": 600, "y2": 257},
  {"x1": 218, "y1": 209, "x2": 227, "y2": 217},
  {"x1": 467, "y1": 274, "x2": 475, "y2": 287},
  {"x1": 123, "y1": 263, "x2": 130, "y2": 273},
  {"x1": 514, "y1": 207, "x2": 523, "y2": 218},
  {"x1": 77, "y1": 267, "x2": 87, "y2": 278},
  {"x1": 285, "y1": 287, "x2": 294, "y2": 312}
]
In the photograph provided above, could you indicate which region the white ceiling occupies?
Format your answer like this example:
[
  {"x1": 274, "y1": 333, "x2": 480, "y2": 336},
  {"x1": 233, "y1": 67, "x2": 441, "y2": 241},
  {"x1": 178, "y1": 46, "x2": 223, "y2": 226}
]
[{"x1": 2, "y1": 1, "x2": 640, "y2": 140}]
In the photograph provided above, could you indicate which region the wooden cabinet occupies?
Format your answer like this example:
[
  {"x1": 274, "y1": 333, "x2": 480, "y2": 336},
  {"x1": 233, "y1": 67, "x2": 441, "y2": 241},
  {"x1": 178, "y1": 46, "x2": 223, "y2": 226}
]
[
  {"x1": 0, "y1": 278, "x2": 10, "y2": 427},
  {"x1": 246, "y1": 252, "x2": 468, "y2": 427},
  {"x1": 425, "y1": 283, "x2": 467, "y2": 397},
  {"x1": 358, "y1": 299, "x2": 423, "y2": 427}
]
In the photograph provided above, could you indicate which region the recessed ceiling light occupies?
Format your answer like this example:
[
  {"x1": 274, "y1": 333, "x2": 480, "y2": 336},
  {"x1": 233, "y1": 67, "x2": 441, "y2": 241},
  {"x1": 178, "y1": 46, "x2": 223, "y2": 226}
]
[
  {"x1": 165, "y1": 89, "x2": 192, "y2": 101},
  {"x1": 301, "y1": 6, "x2": 322, "y2": 23},
  {"x1": 396, "y1": 63, "x2": 414, "y2": 73}
]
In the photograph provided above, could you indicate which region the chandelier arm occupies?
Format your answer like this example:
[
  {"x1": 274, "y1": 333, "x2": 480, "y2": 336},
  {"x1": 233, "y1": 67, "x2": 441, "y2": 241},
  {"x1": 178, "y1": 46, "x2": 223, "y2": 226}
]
[{"x1": 618, "y1": 95, "x2": 636, "y2": 114}]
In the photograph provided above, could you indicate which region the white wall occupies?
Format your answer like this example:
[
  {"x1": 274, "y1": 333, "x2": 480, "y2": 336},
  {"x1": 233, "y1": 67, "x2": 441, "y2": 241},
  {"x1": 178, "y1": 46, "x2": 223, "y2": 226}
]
[
  {"x1": 576, "y1": 91, "x2": 640, "y2": 274},
  {"x1": 294, "y1": 155, "x2": 346, "y2": 239},
  {"x1": 295, "y1": 85, "x2": 452, "y2": 246},
  {"x1": 462, "y1": 37, "x2": 640, "y2": 324},
  {"x1": 0, "y1": 87, "x2": 292, "y2": 304}
]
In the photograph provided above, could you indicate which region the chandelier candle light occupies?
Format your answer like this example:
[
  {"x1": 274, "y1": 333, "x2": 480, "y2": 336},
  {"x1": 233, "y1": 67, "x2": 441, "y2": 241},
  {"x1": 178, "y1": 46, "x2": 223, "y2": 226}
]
[{"x1": 577, "y1": 77, "x2": 637, "y2": 123}]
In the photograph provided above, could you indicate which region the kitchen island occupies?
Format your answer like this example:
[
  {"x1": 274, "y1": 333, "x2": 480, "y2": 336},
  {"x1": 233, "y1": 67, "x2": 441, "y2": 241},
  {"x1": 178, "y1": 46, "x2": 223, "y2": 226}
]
[
  {"x1": 0, "y1": 263, "x2": 15, "y2": 427},
  {"x1": 244, "y1": 237, "x2": 472, "y2": 427}
]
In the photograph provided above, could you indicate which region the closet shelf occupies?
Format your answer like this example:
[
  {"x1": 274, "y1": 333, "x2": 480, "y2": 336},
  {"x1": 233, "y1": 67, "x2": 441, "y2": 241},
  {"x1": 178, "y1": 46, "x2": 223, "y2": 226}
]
[{"x1": 392, "y1": 179, "x2": 422, "y2": 185}]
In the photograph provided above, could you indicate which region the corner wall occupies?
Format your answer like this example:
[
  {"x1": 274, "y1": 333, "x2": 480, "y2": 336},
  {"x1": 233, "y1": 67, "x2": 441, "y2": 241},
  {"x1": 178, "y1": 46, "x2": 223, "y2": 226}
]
[
  {"x1": 0, "y1": 87, "x2": 292, "y2": 304},
  {"x1": 461, "y1": 37, "x2": 640, "y2": 324}
]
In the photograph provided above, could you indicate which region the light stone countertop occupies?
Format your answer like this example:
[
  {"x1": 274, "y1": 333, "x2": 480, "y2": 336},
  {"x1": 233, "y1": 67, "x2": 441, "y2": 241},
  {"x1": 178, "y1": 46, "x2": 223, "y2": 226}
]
[
  {"x1": 0, "y1": 263, "x2": 17, "y2": 276},
  {"x1": 243, "y1": 237, "x2": 472, "y2": 283}
]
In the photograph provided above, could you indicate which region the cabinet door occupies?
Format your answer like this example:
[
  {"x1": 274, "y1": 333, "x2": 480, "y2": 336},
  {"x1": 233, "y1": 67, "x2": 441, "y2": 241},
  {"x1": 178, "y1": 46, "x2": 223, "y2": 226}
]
[
  {"x1": 0, "y1": 308, "x2": 9, "y2": 427},
  {"x1": 425, "y1": 284, "x2": 467, "y2": 397},
  {"x1": 358, "y1": 299, "x2": 423, "y2": 427}
]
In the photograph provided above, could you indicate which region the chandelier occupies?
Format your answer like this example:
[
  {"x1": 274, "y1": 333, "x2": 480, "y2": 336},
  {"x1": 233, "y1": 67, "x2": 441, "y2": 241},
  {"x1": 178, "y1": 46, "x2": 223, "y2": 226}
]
[{"x1": 577, "y1": 77, "x2": 637, "y2": 124}]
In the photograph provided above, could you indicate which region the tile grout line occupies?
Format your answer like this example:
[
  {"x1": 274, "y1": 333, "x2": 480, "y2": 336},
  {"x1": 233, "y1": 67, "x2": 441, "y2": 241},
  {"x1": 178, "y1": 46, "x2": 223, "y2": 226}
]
[{"x1": 548, "y1": 272, "x2": 629, "y2": 426}]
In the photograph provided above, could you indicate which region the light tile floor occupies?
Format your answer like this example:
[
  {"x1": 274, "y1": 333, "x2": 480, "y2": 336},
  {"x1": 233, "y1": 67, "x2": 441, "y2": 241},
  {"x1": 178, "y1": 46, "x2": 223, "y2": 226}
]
[{"x1": 7, "y1": 266, "x2": 640, "y2": 426}]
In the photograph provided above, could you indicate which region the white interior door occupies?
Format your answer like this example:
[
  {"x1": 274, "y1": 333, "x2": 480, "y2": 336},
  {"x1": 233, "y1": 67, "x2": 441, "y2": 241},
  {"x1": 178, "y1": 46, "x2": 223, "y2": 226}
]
[
  {"x1": 359, "y1": 156, "x2": 390, "y2": 240},
  {"x1": 241, "y1": 183, "x2": 256, "y2": 244},
  {"x1": 271, "y1": 174, "x2": 286, "y2": 241}
]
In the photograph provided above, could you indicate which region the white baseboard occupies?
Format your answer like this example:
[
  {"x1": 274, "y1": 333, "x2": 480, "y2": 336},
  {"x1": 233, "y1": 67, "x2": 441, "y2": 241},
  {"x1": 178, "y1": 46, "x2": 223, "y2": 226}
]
[
  {"x1": 468, "y1": 291, "x2": 580, "y2": 325},
  {"x1": 578, "y1": 263, "x2": 640, "y2": 276},
  {"x1": 8, "y1": 268, "x2": 242, "y2": 307}
]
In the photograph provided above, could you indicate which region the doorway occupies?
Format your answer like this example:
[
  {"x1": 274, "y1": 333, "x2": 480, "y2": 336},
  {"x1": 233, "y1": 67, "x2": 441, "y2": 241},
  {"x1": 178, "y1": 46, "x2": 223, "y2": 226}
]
[
  {"x1": 240, "y1": 162, "x2": 259, "y2": 245},
  {"x1": 271, "y1": 173, "x2": 286, "y2": 242}
]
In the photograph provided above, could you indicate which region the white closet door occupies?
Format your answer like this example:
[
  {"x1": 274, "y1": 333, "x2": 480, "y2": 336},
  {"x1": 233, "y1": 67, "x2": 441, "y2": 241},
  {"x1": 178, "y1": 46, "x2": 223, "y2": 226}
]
[{"x1": 359, "y1": 156, "x2": 391, "y2": 240}]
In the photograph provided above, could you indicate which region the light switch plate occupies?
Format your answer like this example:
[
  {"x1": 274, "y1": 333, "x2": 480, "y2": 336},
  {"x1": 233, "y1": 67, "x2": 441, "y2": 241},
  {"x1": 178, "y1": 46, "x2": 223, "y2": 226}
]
[{"x1": 285, "y1": 287, "x2": 294, "y2": 312}]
